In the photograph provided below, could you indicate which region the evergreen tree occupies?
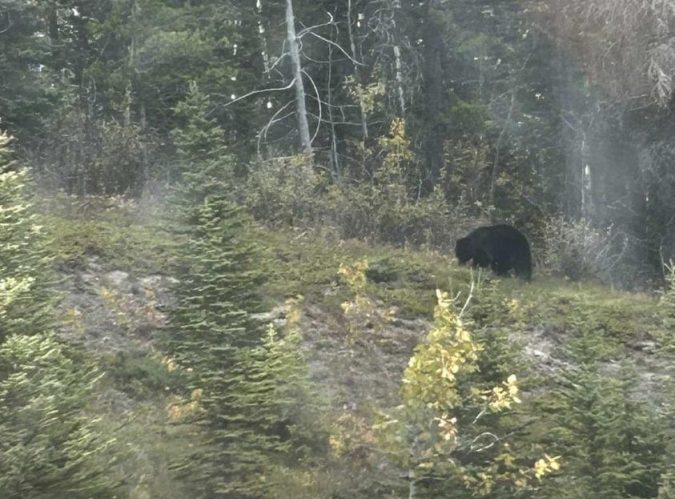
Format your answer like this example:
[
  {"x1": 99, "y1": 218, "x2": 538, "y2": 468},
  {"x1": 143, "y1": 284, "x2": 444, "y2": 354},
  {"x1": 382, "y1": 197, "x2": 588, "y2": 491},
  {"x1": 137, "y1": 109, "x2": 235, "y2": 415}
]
[
  {"x1": 167, "y1": 88, "x2": 323, "y2": 497},
  {"x1": 171, "y1": 82, "x2": 237, "y2": 218},
  {"x1": 537, "y1": 333, "x2": 670, "y2": 498},
  {"x1": 0, "y1": 0, "x2": 56, "y2": 140},
  {"x1": 0, "y1": 334, "x2": 117, "y2": 498},
  {"x1": 0, "y1": 132, "x2": 56, "y2": 340},
  {"x1": 0, "y1": 132, "x2": 117, "y2": 497}
]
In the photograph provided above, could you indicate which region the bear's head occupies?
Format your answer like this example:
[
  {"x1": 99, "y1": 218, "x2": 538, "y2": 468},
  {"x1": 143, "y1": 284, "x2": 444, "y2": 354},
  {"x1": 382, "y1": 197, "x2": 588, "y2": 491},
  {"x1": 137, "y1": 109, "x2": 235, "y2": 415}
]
[{"x1": 455, "y1": 237, "x2": 473, "y2": 264}]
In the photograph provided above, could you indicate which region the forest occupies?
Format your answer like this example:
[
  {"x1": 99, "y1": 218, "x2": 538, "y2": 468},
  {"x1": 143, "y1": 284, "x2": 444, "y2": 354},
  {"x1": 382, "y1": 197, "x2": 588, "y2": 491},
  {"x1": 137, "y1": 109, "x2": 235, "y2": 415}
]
[{"x1": 0, "y1": 0, "x2": 673, "y2": 497}]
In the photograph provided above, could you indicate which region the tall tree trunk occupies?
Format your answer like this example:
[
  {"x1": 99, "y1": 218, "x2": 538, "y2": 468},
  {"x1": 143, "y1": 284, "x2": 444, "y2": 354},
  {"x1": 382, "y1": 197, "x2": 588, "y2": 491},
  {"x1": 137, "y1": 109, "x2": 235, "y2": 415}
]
[
  {"x1": 256, "y1": 0, "x2": 271, "y2": 77},
  {"x1": 285, "y1": 0, "x2": 313, "y2": 161},
  {"x1": 393, "y1": 45, "x2": 406, "y2": 117},
  {"x1": 392, "y1": 0, "x2": 406, "y2": 117},
  {"x1": 418, "y1": 0, "x2": 447, "y2": 195},
  {"x1": 327, "y1": 41, "x2": 340, "y2": 179},
  {"x1": 347, "y1": 0, "x2": 368, "y2": 141},
  {"x1": 124, "y1": 0, "x2": 139, "y2": 128},
  {"x1": 489, "y1": 90, "x2": 516, "y2": 207}
]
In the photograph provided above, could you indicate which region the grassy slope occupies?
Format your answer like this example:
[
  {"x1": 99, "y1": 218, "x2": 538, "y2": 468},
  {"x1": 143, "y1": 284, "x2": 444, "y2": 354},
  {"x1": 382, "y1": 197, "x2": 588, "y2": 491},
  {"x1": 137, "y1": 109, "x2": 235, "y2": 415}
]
[{"x1": 41, "y1": 196, "x2": 674, "y2": 498}]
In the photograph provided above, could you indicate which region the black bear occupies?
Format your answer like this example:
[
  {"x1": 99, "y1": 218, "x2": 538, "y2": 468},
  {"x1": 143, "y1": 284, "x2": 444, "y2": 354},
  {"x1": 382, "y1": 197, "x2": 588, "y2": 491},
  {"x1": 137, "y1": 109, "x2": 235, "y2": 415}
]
[{"x1": 455, "y1": 224, "x2": 532, "y2": 280}]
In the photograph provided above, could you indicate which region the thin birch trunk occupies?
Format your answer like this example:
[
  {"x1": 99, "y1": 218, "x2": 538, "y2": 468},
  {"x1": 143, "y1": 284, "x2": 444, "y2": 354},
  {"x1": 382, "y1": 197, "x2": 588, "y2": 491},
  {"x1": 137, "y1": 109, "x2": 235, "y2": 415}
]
[
  {"x1": 392, "y1": 0, "x2": 406, "y2": 117},
  {"x1": 347, "y1": 0, "x2": 369, "y2": 140},
  {"x1": 285, "y1": 0, "x2": 313, "y2": 160},
  {"x1": 489, "y1": 90, "x2": 516, "y2": 206},
  {"x1": 327, "y1": 42, "x2": 340, "y2": 179}
]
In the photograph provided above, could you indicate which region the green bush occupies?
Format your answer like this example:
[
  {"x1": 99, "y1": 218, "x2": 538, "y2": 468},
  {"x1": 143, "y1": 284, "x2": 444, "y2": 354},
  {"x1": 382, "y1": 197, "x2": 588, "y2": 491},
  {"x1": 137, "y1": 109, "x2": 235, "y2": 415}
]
[
  {"x1": 242, "y1": 118, "x2": 467, "y2": 248},
  {"x1": 0, "y1": 133, "x2": 56, "y2": 340},
  {"x1": 38, "y1": 95, "x2": 157, "y2": 195},
  {"x1": 0, "y1": 334, "x2": 118, "y2": 498}
]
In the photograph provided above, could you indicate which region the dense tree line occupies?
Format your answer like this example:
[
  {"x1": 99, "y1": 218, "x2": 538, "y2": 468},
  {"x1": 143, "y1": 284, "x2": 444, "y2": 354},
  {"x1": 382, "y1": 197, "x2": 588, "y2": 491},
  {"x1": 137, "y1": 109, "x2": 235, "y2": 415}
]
[{"x1": 2, "y1": 1, "x2": 675, "y2": 282}]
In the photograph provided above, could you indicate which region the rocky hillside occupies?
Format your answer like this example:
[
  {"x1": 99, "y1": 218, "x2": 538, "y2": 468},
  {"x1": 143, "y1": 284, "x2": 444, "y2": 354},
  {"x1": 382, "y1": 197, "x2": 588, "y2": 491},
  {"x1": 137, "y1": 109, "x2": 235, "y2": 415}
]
[{"x1": 42, "y1": 194, "x2": 674, "y2": 498}]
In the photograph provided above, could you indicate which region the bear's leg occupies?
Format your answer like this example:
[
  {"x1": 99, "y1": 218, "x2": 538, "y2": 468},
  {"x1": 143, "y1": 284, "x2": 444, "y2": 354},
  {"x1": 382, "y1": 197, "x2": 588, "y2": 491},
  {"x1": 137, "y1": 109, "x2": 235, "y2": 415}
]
[
  {"x1": 513, "y1": 259, "x2": 532, "y2": 280},
  {"x1": 491, "y1": 260, "x2": 511, "y2": 276},
  {"x1": 472, "y1": 249, "x2": 492, "y2": 268}
]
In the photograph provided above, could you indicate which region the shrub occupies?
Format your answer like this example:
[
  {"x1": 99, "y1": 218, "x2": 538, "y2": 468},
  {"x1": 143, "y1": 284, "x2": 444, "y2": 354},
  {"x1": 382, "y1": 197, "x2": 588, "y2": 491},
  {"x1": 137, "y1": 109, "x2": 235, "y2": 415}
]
[
  {"x1": 0, "y1": 334, "x2": 118, "y2": 498},
  {"x1": 36, "y1": 97, "x2": 157, "y2": 195},
  {"x1": 244, "y1": 118, "x2": 465, "y2": 248},
  {"x1": 245, "y1": 155, "x2": 322, "y2": 227},
  {"x1": 0, "y1": 133, "x2": 56, "y2": 340},
  {"x1": 540, "y1": 217, "x2": 621, "y2": 282}
]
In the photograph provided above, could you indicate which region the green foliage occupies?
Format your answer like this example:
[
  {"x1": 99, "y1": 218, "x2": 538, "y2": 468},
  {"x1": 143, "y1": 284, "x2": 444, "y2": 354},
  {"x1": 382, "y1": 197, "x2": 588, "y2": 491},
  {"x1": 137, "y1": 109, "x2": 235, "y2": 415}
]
[
  {"x1": 103, "y1": 350, "x2": 181, "y2": 399},
  {"x1": 376, "y1": 290, "x2": 556, "y2": 497},
  {"x1": 245, "y1": 118, "x2": 462, "y2": 248},
  {"x1": 245, "y1": 155, "x2": 322, "y2": 227},
  {"x1": 170, "y1": 82, "x2": 239, "y2": 228},
  {"x1": 40, "y1": 193, "x2": 178, "y2": 273},
  {"x1": 659, "y1": 471, "x2": 675, "y2": 499},
  {"x1": 172, "y1": 81, "x2": 231, "y2": 166},
  {"x1": 0, "y1": 334, "x2": 118, "y2": 498},
  {"x1": 535, "y1": 333, "x2": 670, "y2": 498},
  {"x1": 165, "y1": 191, "x2": 267, "y2": 495},
  {"x1": 0, "y1": 134, "x2": 56, "y2": 340},
  {"x1": 0, "y1": 134, "x2": 121, "y2": 497},
  {"x1": 166, "y1": 200, "x2": 324, "y2": 495},
  {"x1": 200, "y1": 315, "x2": 325, "y2": 497},
  {"x1": 0, "y1": 1, "x2": 56, "y2": 140},
  {"x1": 658, "y1": 263, "x2": 675, "y2": 353},
  {"x1": 167, "y1": 98, "x2": 325, "y2": 495},
  {"x1": 540, "y1": 217, "x2": 619, "y2": 282},
  {"x1": 169, "y1": 198, "x2": 264, "y2": 352},
  {"x1": 40, "y1": 95, "x2": 157, "y2": 195}
]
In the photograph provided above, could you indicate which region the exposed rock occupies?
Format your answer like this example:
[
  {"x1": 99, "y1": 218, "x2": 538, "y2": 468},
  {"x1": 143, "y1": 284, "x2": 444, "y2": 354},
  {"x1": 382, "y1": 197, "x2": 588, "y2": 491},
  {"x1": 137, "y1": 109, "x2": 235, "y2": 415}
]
[{"x1": 105, "y1": 269, "x2": 131, "y2": 288}]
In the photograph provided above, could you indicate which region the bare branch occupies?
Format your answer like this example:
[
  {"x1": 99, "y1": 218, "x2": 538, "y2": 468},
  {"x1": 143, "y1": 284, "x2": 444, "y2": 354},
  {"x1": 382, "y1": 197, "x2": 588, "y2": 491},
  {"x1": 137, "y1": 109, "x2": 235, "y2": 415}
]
[
  {"x1": 302, "y1": 69, "x2": 322, "y2": 145},
  {"x1": 267, "y1": 50, "x2": 290, "y2": 74},
  {"x1": 458, "y1": 278, "x2": 475, "y2": 319},
  {"x1": 258, "y1": 100, "x2": 294, "y2": 157},
  {"x1": 305, "y1": 30, "x2": 366, "y2": 66},
  {"x1": 215, "y1": 79, "x2": 296, "y2": 108},
  {"x1": 297, "y1": 11, "x2": 335, "y2": 37},
  {"x1": 306, "y1": 112, "x2": 367, "y2": 127},
  {"x1": 0, "y1": 12, "x2": 13, "y2": 34}
]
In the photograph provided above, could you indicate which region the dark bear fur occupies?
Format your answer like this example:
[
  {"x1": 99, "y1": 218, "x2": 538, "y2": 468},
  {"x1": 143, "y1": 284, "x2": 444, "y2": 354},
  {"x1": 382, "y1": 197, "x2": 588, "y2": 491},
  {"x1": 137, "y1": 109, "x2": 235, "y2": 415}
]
[{"x1": 455, "y1": 224, "x2": 532, "y2": 280}]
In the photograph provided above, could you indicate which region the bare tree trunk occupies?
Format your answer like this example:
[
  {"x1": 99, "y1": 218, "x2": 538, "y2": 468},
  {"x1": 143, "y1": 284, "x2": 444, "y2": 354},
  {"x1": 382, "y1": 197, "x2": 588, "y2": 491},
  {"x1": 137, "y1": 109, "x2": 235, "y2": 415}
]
[
  {"x1": 327, "y1": 41, "x2": 340, "y2": 179},
  {"x1": 256, "y1": 0, "x2": 271, "y2": 77},
  {"x1": 580, "y1": 133, "x2": 593, "y2": 219},
  {"x1": 392, "y1": 0, "x2": 406, "y2": 117},
  {"x1": 489, "y1": 90, "x2": 516, "y2": 206},
  {"x1": 393, "y1": 45, "x2": 406, "y2": 117},
  {"x1": 407, "y1": 468, "x2": 416, "y2": 499},
  {"x1": 124, "y1": 0, "x2": 138, "y2": 128},
  {"x1": 285, "y1": 0, "x2": 313, "y2": 161},
  {"x1": 347, "y1": 0, "x2": 368, "y2": 140}
]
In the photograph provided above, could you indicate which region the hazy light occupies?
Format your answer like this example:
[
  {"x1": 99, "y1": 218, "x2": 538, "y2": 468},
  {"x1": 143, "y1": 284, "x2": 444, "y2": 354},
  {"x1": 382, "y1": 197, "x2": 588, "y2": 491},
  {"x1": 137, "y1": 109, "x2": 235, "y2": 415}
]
[{"x1": 266, "y1": 101, "x2": 273, "y2": 109}]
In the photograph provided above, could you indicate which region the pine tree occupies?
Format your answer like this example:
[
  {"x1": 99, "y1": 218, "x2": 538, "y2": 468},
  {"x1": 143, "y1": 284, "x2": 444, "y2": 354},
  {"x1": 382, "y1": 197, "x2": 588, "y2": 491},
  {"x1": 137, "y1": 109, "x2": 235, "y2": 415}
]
[
  {"x1": 537, "y1": 332, "x2": 669, "y2": 498},
  {"x1": 171, "y1": 81, "x2": 235, "y2": 219},
  {"x1": 0, "y1": 132, "x2": 118, "y2": 497},
  {"x1": 0, "y1": 334, "x2": 116, "y2": 498},
  {"x1": 0, "y1": 132, "x2": 56, "y2": 341},
  {"x1": 167, "y1": 86, "x2": 324, "y2": 497}
]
